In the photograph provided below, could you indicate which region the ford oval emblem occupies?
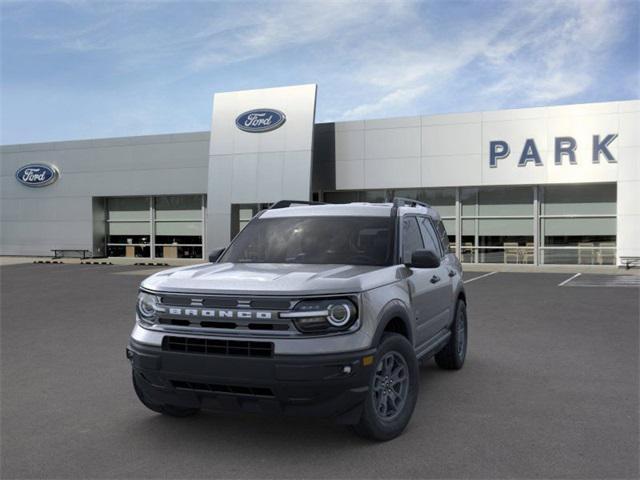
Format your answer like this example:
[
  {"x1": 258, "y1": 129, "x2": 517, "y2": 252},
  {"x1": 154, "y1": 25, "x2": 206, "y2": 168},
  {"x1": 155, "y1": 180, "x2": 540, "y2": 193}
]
[
  {"x1": 15, "y1": 163, "x2": 60, "y2": 187},
  {"x1": 235, "y1": 109, "x2": 286, "y2": 133}
]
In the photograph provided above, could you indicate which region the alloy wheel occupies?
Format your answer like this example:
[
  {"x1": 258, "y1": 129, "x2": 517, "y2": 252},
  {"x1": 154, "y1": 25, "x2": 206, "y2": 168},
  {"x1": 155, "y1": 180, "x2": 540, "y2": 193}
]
[{"x1": 373, "y1": 351, "x2": 410, "y2": 420}]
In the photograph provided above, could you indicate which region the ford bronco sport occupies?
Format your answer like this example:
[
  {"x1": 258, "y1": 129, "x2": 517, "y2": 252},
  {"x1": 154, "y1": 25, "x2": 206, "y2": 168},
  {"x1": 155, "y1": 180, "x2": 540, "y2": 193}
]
[{"x1": 128, "y1": 198, "x2": 468, "y2": 441}]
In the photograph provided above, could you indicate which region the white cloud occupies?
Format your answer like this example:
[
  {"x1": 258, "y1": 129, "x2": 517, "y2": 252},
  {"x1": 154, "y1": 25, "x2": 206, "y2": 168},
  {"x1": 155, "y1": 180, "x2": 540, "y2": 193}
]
[
  {"x1": 188, "y1": 1, "x2": 413, "y2": 71},
  {"x1": 1, "y1": 0, "x2": 636, "y2": 143},
  {"x1": 341, "y1": 85, "x2": 428, "y2": 119},
  {"x1": 478, "y1": 0, "x2": 627, "y2": 105},
  {"x1": 337, "y1": 0, "x2": 631, "y2": 118}
]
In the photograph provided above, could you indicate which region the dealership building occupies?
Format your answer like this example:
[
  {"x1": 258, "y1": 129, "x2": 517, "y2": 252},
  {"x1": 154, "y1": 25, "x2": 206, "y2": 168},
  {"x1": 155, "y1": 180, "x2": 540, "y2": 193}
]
[{"x1": 1, "y1": 84, "x2": 638, "y2": 266}]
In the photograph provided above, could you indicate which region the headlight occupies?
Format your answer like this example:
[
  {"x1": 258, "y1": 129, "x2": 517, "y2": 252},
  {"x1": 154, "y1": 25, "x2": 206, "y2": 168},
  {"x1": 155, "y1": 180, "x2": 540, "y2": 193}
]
[
  {"x1": 136, "y1": 291, "x2": 160, "y2": 326},
  {"x1": 281, "y1": 298, "x2": 358, "y2": 334}
]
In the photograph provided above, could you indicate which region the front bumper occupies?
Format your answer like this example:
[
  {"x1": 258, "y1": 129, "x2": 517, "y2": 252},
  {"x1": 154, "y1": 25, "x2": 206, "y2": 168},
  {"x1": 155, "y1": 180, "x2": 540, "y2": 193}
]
[{"x1": 128, "y1": 338, "x2": 376, "y2": 423}]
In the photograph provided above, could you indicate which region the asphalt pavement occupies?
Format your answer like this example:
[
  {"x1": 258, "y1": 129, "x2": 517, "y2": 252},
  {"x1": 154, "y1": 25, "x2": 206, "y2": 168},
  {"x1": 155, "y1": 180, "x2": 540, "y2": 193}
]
[{"x1": 1, "y1": 263, "x2": 638, "y2": 479}]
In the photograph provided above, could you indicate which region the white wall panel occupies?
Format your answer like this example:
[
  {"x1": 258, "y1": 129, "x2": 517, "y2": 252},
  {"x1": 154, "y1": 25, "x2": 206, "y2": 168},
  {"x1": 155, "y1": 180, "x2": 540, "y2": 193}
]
[
  {"x1": 256, "y1": 152, "x2": 285, "y2": 202},
  {"x1": 0, "y1": 132, "x2": 209, "y2": 256},
  {"x1": 364, "y1": 157, "x2": 420, "y2": 188},
  {"x1": 335, "y1": 160, "x2": 365, "y2": 190},
  {"x1": 365, "y1": 127, "x2": 420, "y2": 159},
  {"x1": 421, "y1": 112, "x2": 481, "y2": 126},
  {"x1": 422, "y1": 154, "x2": 481, "y2": 187},
  {"x1": 206, "y1": 84, "x2": 317, "y2": 250},
  {"x1": 230, "y1": 153, "x2": 259, "y2": 204},
  {"x1": 619, "y1": 112, "x2": 640, "y2": 147},
  {"x1": 335, "y1": 129, "x2": 365, "y2": 161},
  {"x1": 283, "y1": 151, "x2": 313, "y2": 200},
  {"x1": 422, "y1": 123, "x2": 481, "y2": 156},
  {"x1": 365, "y1": 116, "x2": 420, "y2": 129}
]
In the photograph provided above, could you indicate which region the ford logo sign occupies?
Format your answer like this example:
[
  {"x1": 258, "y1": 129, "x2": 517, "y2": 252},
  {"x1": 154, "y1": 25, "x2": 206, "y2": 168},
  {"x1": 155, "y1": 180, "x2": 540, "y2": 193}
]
[
  {"x1": 235, "y1": 109, "x2": 286, "y2": 133},
  {"x1": 15, "y1": 163, "x2": 60, "y2": 187}
]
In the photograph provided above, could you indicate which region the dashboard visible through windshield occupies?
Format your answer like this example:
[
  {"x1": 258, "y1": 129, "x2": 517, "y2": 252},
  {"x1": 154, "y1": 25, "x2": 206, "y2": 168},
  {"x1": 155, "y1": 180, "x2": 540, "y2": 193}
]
[{"x1": 220, "y1": 216, "x2": 394, "y2": 266}]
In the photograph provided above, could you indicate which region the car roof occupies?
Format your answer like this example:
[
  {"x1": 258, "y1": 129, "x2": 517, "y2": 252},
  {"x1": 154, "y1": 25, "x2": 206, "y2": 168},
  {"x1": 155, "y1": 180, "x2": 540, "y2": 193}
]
[{"x1": 260, "y1": 202, "x2": 442, "y2": 220}]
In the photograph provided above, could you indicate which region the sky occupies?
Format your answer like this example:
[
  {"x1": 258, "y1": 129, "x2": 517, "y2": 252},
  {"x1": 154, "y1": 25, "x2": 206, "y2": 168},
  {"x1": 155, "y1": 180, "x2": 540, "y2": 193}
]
[{"x1": 1, "y1": 0, "x2": 638, "y2": 145}]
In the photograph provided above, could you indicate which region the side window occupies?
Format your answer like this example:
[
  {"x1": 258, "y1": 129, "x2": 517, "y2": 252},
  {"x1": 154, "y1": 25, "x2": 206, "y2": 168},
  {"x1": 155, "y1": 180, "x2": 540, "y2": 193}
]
[
  {"x1": 402, "y1": 217, "x2": 424, "y2": 263},
  {"x1": 418, "y1": 217, "x2": 443, "y2": 257},
  {"x1": 435, "y1": 220, "x2": 450, "y2": 253}
]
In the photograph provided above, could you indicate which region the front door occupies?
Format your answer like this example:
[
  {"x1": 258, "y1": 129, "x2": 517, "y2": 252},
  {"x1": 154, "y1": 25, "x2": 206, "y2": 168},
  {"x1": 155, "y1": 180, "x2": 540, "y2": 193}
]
[
  {"x1": 418, "y1": 216, "x2": 453, "y2": 334},
  {"x1": 401, "y1": 216, "x2": 444, "y2": 348}
]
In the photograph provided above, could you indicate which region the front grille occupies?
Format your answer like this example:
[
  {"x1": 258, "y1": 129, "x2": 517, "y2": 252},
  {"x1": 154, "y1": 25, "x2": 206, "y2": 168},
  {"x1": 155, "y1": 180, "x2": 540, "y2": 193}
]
[
  {"x1": 158, "y1": 295, "x2": 294, "y2": 310},
  {"x1": 171, "y1": 380, "x2": 274, "y2": 397},
  {"x1": 162, "y1": 336, "x2": 274, "y2": 357},
  {"x1": 249, "y1": 298, "x2": 292, "y2": 310},
  {"x1": 158, "y1": 318, "x2": 290, "y2": 332},
  {"x1": 159, "y1": 295, "x2": 238, "y2": 308}
]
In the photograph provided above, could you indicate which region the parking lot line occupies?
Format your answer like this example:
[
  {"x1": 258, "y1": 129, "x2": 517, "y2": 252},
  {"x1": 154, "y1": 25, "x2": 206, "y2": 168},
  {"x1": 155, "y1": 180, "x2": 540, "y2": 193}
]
[
  {"x1": 563, "y1": 275, "x2": 640, "y2": 288},
  {"x1": 463, "y1": 271, "x2": 497, "y2": 284},
  {"x1": 558, "y1": 272, "x2": 581, "y2": 287}
]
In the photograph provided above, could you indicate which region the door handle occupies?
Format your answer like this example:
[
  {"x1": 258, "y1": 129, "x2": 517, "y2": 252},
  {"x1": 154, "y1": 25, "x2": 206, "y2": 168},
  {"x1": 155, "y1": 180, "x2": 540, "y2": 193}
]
[
  {"x1": 430, "y1": 275, "x2": 441, "y2": 284},
  {"x1": 448, "y1": 269, "x2": 456, "y2": 277}
]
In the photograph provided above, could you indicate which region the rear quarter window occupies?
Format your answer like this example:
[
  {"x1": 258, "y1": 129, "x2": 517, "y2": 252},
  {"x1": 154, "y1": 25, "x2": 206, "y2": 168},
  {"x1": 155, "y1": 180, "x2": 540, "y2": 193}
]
[{"x1": 435, "y1": 220, "x2": 450, "y2": 253}]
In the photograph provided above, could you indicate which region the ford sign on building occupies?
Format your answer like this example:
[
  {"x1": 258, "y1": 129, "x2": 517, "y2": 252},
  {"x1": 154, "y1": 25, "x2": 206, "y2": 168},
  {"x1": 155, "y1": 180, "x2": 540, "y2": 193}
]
[
  {"x1": 0, "y1": 83, "x2": 638, "y2": 267},
  {"x1": 15, "y1": 163, "x2": 59, "y2": 187},
  {"x1": 235, "y1": 109, "x2": 286, "y2": 132}
]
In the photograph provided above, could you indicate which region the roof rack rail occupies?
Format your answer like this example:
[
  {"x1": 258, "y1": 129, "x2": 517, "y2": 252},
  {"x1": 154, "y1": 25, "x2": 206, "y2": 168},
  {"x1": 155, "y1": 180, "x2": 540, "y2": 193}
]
[
  {"x1": 269, "y1": 200, "x2": 325, "y2": 210},
  {"x1": 391, "y1": 197, "x2": 431, "y2": 209}
]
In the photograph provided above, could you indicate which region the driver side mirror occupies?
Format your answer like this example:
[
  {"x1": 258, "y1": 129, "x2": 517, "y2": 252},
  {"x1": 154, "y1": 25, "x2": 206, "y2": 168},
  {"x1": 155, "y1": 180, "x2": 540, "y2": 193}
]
[
  {"x1": 208, "y1": 248, "x2": 225, "y2": 263},
  {"x1": 406, "y1": 249, "x2": 440, "y2": 269}
]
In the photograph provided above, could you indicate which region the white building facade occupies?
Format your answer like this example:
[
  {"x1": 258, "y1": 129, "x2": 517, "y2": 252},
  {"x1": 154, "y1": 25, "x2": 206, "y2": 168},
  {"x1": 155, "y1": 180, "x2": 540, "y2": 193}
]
[{"x1": 1, "y1": 84, "x2": 638, "y2": 266}]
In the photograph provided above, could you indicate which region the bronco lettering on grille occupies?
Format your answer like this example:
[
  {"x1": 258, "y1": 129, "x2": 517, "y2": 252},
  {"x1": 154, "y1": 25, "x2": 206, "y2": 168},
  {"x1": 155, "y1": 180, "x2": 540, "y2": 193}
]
[{"x1": 157, "y1": 307, "x2": 273, "y2": 320}]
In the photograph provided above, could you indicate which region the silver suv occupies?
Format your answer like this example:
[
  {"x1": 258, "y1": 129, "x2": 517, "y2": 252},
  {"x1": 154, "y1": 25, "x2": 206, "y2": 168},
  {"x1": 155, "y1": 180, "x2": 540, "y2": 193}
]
[{"x1": 127, "y1": 198, "x2": 467, "y2": 441}]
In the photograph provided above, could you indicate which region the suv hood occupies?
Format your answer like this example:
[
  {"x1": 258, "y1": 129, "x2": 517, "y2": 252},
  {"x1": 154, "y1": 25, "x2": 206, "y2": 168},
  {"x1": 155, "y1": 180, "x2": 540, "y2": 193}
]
[{"x1": 141, "y1": 262, "x2": 400, "y2": 296}]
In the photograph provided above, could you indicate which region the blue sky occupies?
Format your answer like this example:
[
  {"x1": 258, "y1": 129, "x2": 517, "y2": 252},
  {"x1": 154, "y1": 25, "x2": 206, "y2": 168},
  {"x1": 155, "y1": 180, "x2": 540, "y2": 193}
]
[{"x1": 1, "y1": 0, "x2": 638, "y2": 144}]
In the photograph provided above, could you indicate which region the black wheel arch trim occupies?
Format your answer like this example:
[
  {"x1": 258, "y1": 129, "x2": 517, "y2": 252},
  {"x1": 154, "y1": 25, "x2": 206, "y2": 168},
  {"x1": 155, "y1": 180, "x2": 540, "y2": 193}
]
[{"x1": 371, "y1": 299, "x2": 414, "y2": 347}]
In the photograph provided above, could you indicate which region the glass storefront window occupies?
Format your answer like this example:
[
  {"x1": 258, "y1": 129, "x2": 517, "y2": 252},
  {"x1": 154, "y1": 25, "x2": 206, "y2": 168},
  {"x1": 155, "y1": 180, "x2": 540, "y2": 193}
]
[
  {"x1": 155, "y1": 195, "x2": 203, "y2": 259},
  {"x1": 107, "y1": 196, "x2": 149, "y2": 221},
  {"x1": 460, "y1": 188, "x2": 478, "y2": 216},
  {"x1": 541, "y1": 217, "x2": 616, "y2": 265},
  {"x1": 442, "y1": 219, "x2": 455, "y2": 233},
  {"x1": 308, "y1": 184, "x2": 616, "y2": 265},
  {"x1": 460, "y1": 219, "x2": 476, "y2": 263},
  {"x1": 107, "y1": 197, "x2": 151, "y2": 258},
  {"x1": 461, "y1": 187, "x2": 533, "y2": 217},
  {"x1": 394, "y1": 188, "x2": 456, "y2": 217},
  {"x1": 361, "y1": 190, "x2": 387, "y2": 202},
  {"x1": 478, "y1": 187, "x2": 533, "y2": 216},
  {"x1": 540, "y1": 184, "x2": 616, "y2": 265},
  {"x1": 541, "y1": 248, "x2": 616, "y2": 265},
  {"x1": 155, "y1": 195, "x2": 202, "y2": 220},
  {"x1": 542, "y1": 184, "x2": 616, "y2": 215},
  {"x1": 478, "y1": 219, "x2": 534, "y2": 264},
  {"x1": 323, "y1": 191, "x2": 360, "y2": 203},
  {"x1": 105, "y1": 195, "x2": 204, "y2": 259},
  {"x1": 238, "y1": 209, "x2": 254, "y2": 231}
]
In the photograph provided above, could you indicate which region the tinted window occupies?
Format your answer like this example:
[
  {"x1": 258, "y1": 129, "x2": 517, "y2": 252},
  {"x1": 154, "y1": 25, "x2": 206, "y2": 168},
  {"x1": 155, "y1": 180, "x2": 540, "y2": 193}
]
[
  {"x1": 418, "y1": 217, "x2": 442, "y2": 257},
  {"x1": 435, "y1": 220, "x2": 450, "y2": 253},
  {"x1": 402, "y1": 217, "x2": 424, "y2": 263},
  {"x1": 221, "y1": 216, "x2": 394, "y2": 266}
]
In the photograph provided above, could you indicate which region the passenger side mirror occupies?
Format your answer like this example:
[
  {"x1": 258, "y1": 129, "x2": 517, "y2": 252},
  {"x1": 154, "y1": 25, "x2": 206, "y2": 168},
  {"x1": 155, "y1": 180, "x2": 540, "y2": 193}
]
[
  {"x1": 407, "y1": 249, "x2": 440, "y2": 269},
  {"x1": 208, "y1": 248, "x2": 225, "y2": 263}
]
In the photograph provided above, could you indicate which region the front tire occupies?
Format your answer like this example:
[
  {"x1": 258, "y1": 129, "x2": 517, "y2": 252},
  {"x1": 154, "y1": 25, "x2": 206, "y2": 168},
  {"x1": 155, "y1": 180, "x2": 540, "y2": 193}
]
[
  {"x1": 132, "y1": 372, "x2": 200, "y2": 418},
  {"x1": 353, "y1": 333, "x2": 419, "y2": 441},
  {"x1": 435, "y1": 299, "x2": 467, "y2": 370}
]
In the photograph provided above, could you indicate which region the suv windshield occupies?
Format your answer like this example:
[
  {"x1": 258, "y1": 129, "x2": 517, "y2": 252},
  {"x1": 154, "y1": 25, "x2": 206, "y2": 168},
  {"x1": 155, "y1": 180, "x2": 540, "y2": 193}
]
[{"x1": 221, "y1": 216, "x2": 394, "y2": 266}]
